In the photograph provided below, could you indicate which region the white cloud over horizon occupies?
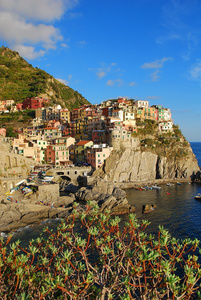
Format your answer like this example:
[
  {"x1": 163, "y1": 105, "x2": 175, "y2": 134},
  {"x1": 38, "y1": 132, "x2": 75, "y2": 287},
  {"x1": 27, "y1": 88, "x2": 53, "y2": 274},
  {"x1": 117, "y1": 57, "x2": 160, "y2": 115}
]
[{"x1": 0, "y1": 0, "x2": 78, "y2": 59}]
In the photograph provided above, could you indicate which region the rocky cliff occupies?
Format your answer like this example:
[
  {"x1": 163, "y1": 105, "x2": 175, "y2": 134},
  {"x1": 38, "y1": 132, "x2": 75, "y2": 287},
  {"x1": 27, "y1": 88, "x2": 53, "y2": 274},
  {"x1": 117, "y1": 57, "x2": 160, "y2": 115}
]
[{"x1": 94, "y1": 137, "x2": 200, "y2": 183}]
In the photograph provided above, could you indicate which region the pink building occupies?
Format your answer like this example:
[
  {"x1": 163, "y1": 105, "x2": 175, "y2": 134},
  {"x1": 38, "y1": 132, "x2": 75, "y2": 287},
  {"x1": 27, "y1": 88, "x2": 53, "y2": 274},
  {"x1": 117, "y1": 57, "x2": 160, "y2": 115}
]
[
  {"x1": 87, "y1": 144, "x2": 113, "y2": 169},
  {"x1": 0, "y1": 128, "x2": 6, "y2": 137},
  {"x1": 46, "y1": 144, "x2": 69, "y2": 166}
]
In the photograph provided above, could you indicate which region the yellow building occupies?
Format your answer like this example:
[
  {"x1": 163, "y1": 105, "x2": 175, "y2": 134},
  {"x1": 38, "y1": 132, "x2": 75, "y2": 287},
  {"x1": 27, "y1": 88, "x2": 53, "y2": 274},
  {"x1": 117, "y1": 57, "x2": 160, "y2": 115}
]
[
  {"x1": 76, "y1": 140, "x2": 93, "y2": 162},
  {"x1": 60, "y1": 109, "x2": 70, "y2": 123}
]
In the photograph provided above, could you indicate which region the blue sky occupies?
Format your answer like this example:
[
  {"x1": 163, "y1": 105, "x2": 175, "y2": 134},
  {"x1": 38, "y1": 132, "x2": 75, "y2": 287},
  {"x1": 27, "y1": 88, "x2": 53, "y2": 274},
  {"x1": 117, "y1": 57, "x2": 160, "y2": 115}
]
[{"x1": 0, "y1": 0, "x2": 201, "y2": 141}]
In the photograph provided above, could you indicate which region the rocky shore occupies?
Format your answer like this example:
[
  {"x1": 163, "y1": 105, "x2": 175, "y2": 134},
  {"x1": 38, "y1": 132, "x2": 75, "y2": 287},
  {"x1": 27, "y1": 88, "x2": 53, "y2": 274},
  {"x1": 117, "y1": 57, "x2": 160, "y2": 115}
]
[
  {"x1": 0, "y1": 138, "x2": 200, "y2": 234},
  {"x1": 0, "y1": 178, "x2": 135, "y2": 233}
]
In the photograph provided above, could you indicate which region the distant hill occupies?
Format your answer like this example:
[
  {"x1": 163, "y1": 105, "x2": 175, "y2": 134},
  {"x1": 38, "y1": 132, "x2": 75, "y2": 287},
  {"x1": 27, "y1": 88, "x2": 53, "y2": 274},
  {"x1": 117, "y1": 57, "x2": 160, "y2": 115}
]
[{"x1": 0, "y1": 46, "x2": 90, "y2": 110}]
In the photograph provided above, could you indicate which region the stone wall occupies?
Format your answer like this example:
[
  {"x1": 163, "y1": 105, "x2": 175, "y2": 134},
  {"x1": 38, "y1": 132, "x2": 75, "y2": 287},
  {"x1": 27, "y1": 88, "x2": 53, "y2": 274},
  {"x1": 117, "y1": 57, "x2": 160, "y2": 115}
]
[
  {"x1": 37, "y1": 183, "x2": 60, "y2": 202},
  {"x1": 49, "y1": 166, "x2": 92, "y2": 184}
]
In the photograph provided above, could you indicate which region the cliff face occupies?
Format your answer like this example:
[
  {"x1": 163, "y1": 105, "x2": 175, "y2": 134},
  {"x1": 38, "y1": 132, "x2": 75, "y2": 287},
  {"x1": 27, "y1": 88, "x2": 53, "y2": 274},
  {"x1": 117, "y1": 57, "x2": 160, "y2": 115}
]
[{"x1": 94, "y1": 139, "x2": 200, "y2": 183}]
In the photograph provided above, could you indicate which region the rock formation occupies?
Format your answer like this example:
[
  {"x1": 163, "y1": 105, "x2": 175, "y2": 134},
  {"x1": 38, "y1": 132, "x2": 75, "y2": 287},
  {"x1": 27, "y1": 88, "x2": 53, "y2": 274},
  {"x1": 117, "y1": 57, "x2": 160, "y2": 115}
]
[
  {"x1": 93, "y1": 138, "x2": 199, "y2": 183},
  {"x1": 0, "y1": 178, "x2": 135, "y2": 233},
  {"x1": 142, "y1": 204, "x2": 156, "y2": 213},
  {"x1": 75, "y1": 179, "x2": 135, "y2": 214}
]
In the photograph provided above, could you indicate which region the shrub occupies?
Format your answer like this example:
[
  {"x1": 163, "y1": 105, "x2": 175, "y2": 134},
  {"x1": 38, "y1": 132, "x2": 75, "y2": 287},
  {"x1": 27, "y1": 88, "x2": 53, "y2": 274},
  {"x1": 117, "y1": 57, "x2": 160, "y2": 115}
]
[{"x1": 0, "y1": 203, "x2": 201, "y2": 299}]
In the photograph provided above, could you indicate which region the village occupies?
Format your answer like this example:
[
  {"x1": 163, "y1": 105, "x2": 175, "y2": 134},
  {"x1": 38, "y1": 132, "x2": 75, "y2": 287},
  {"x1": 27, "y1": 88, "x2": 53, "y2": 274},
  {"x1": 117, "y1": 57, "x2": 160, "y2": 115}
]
[{"x1": 0, "y1": 97, "x2": 173, "y2": 170}]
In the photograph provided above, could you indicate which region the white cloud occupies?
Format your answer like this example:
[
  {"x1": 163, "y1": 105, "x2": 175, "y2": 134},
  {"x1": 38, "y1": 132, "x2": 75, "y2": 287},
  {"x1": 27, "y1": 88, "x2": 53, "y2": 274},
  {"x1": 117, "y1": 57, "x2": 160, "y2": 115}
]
[
  {"x1": 151, "y1": 70, "x2": 160, "y2": 82},
  {"x1": 141, "y1": 57, "x2": 173, "y2": 69},
  {"x1": 96, "y1": 71, "x2": 106, "y2": 79},
  {"x1": 106, "y1": 79, "x2": 124, "y2": 87},
  {"x1": 156, "y1": 34, "x2": 182, "y2": 45},
  {"x1": 106, "y1": 80, "x2": 115, "y2": 86},
  {"x1": 61, "y1": 43, "x2": 70, "y2": 48},
  {"x1": 189, "y1": 60, "x2": 201, "y2": 82},
  {"x1": 0, "y1": 0, "x2": 79, "y2": 59},
  {"x1": 0, "y1": 0, "x2": 65, "y2": 22},
  {"x1": 13, "y1": 45, "x2": 45, "y2": 59},
  {"x1": 106, "y1": 78, "x2": 137, "y2": 87},
  {"x1": 56, "y1": 78, "x2": 69, "y2": 85},
  {"x1": 0, "y1": 12, "x2": 62, "y2": 48},
  {"x1": 93, "y1": 63, "x2": 118, "y2": 80},
  {"x1": 129, "y1": 81, "x2": 137, "y2": 86}
]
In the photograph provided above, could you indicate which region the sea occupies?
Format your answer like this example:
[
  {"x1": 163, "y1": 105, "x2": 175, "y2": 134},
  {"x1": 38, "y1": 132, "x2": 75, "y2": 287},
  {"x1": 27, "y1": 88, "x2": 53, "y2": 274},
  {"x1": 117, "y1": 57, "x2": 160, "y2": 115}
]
[{"x1": 5, "y1": 142, "x2": 201, "y2": 250}]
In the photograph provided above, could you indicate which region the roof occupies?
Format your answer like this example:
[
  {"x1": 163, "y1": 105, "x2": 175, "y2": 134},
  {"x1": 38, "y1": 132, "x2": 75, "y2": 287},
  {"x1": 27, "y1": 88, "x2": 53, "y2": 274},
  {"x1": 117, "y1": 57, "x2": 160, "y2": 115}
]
[{"x1": 76, "y1": 140, "x2": 92, "y2": 146}]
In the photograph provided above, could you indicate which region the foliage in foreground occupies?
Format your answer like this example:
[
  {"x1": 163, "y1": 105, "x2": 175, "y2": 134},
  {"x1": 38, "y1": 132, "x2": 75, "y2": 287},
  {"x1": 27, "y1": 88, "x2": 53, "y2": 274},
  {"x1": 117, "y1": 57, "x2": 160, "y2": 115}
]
[{"x1": 0, "y1": 202, "x2": 201, "y2": 299}]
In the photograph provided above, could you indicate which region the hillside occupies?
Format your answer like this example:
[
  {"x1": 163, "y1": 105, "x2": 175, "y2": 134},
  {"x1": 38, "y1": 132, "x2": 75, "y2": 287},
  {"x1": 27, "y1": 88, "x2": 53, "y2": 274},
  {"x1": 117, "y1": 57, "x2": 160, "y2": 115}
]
[{"x1": 0, "y1": 46, "x2": 90, "y2": 110}]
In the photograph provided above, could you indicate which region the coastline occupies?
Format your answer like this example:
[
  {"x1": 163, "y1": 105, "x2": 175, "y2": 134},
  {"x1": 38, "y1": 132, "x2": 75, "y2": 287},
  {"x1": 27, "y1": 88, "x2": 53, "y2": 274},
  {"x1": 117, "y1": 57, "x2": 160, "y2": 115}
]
[
  {"x1": 115, "y1": 177, "x2": 193, "y2": 190},
  {"x1": 0, "y1": 176, "x2": 197, "y2": 235}
]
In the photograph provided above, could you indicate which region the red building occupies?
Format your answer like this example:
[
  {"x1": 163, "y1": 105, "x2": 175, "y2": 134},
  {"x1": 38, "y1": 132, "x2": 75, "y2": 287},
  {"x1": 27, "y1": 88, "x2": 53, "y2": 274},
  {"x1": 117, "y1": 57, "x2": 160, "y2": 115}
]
[
  {"x1": 46, "y1": 145, "x2": 55, "y2": 165},
  {"x1": 22, "y1": 97, "x2": 49, "y2": 110},
  {"x1": 101, "y1": 107, "x2": 109, "y2": 117},
  {"x1": 16, "y1": 103, "x2": 23, "y2": 111},
  {"x1": 71, "y1": 108, "x2": 79, "y2": 121},
  {"x1": 62, "y1": 126, "x2": 73, "y2": 136}
]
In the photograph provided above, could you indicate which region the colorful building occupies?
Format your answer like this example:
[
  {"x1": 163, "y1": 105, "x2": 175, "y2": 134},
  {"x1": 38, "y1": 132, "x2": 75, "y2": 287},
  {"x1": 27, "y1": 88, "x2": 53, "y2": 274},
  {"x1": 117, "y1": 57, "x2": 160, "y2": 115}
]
[
  {"x1": 60, "y1": 109, "x2": 70, "y2": 122},
  {"x1": 76, "y1": 140, "x2": 93, "y2": 163},
  {"x1": 22, "y1": 97, "x2": 49, "y2": 110},
  {"x1": 87, "y1": 144, "x2": 113, "y2": 169},
  {"x1": 46, "y1": 144, "x2": 69, "y2": 166}
]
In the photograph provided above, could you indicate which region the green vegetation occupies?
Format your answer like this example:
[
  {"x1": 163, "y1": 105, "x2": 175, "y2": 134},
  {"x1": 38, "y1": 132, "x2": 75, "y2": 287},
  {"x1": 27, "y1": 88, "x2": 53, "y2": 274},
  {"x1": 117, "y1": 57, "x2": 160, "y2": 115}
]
[
  {"x1": 0, "y1": 110, "x2": 35, "y2": 128},
  {"x1": 6, "y1": 126, "x2": 17, "y2": 137},
  {"x1": 0, "y1": 46, "x2": 89, "y2": 110},
  {"x1": 136, "y1": 119, "x2": 158, "y2": 135},
  {"x1": 132, "y1": 120, "x2": 189, "y2": 159},
  {"x1": 1, "y1": 204, "x2": 201, "y2": 299}
]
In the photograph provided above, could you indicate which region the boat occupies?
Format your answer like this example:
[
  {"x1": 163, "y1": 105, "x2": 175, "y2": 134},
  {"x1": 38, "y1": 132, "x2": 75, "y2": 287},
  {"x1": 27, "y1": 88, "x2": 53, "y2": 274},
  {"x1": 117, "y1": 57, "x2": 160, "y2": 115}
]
[
  {"x1": 144, "y1": 186, "x2": 153, "y2": 190},
  {"x1": 41, "y1": 176, "x2": 54, "y2": 182},
  {"x1": 194, "y1": 193, "x2": 201, "y2": 200},
  {"x1": 177, "y1": 182, "x2": 181, "y2": 185},
  {"x1": 152, "y1": 185, "x2": 161, "y2": 190},
  {"x1": 136, "y1": 187, "x2": 143, "y2": 191},
  {"x1": 166, "y1": 183, "x2": 174, "y2": 186}
]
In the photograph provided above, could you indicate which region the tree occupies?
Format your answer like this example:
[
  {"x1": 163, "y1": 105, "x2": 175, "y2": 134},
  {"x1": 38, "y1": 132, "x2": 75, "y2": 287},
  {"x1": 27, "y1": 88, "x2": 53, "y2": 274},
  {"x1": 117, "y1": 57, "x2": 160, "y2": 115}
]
[
  {"x1": 6, "y1": 126, "x2": 17, "y2": 137},
  {"x1": 0, "y1": 203, "x2": 201, "y2": 299}
]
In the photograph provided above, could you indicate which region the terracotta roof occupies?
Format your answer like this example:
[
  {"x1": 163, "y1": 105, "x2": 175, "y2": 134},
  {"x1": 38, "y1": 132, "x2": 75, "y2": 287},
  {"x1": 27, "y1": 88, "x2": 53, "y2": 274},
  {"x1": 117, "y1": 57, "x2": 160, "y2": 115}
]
[
  {"x1": 44, "y1": 127, "x2": 59, "y2": 130},
  {"x1": 76, "y1": 140, "x2": 92, "y2": 146}
]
